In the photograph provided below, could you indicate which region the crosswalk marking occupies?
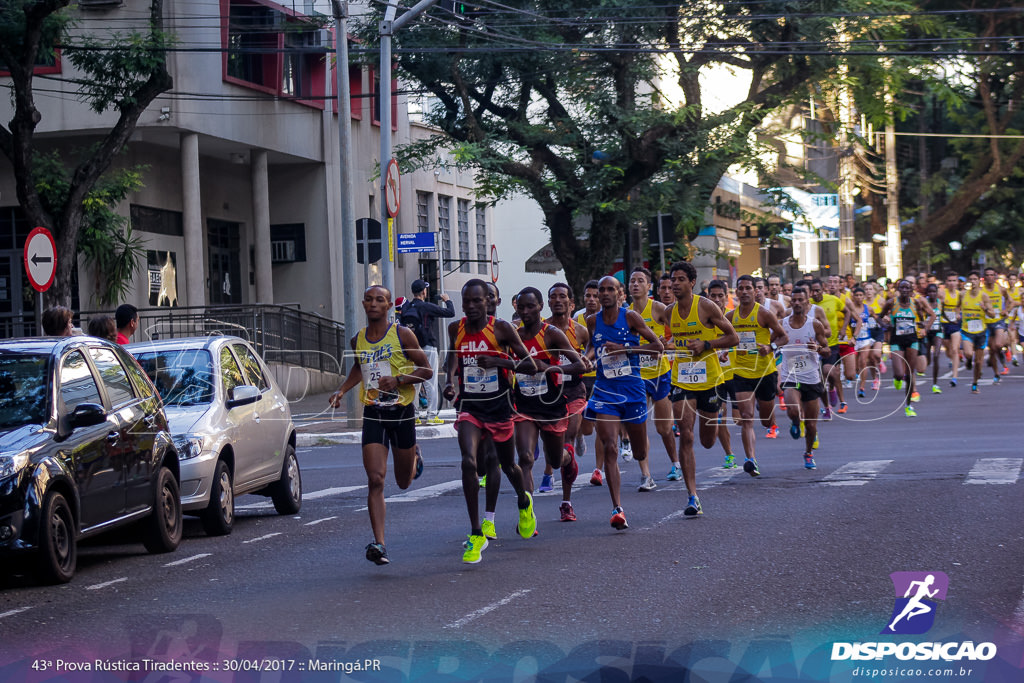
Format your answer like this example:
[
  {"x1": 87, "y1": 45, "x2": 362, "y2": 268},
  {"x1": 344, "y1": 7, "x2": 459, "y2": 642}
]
[
  {"x1": 385, "y1": 480, "x2": 463, "y2": 503},
  {"x1": 823, "y1": 460, "x2": 893, "y2": 486},
  {"x1": 964, "y1": 458, "x2": 1022, "y2": 485},
  {"x1": 697, "y1": 466, "x2": 743, "y2": 490}
]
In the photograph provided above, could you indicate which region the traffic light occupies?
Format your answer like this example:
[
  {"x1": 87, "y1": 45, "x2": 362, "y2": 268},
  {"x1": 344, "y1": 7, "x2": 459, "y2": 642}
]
[{"x1": 440, "y1": 0, "x2": 473, "y2": 22}]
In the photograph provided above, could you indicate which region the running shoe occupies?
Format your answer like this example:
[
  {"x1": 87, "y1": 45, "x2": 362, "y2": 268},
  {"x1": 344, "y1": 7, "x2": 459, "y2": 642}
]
[
  {"x1": 414, "y1": 445, "x2": 424, "y2": 479},
  {"x1": 1014, "y1": 358, "x2": 1020, "y2": 367},
  {"x1": 575, "y1": 434, "x2": 587, "y2": 458},
  {"x1": 666, "y1": 464, "x2": 683, "y2": 480},
  {"x1": 800, "y1": 421, "x2": 806, "y2": 437},
  {"x1": 790, "y1": 421, "x2": 800, "y2": 439},
  {"x1": 836, "y1": 402, "x2": 848, "y2": 414},
  {"x1": 462, "y1": 534, "x2": 488, "y2": 563},
  {"x1": 561, "y1": 444, "x2": 579, "y2": 487},
  {"x1": 812, "y1": 434, "x2": 819, "y2": 450},
  {"x1": 766, "y1": 425, "x2": 778, "y2": 439},
  {"x1": 843, "y1": 379, "x2": 853, "y2": 390},
  {"x1": 821, "y1": 405, "x2": 831, "y2": 419},
  {"x1": 481, "y1": 519, "x2": 497, "y2": 540},
  {"x1": 950, "y1": 378, "x2": 957, "y2": 387},
  {"x1": 778, "y1": 395, "x2": 787, "y2": 409},
  {"x1": 828, "y1": 388, "x2": 839, "y2": 407},
  {"x1": 479, "y1": 475, "x2": 487, "y2": 487},
  {"x1": 971, "y1": 383, "x2": 979, "y2": 394},
  {"x1": 993, "y1": 374, "x2": 1001, "y2": 385},
  {"x1": 590, "y1": 469, "x2": 603, "y2": 486},
  {"x1": 910, "y1": 391, "x2": 920, "y2": 403},
  {"x1": 915, "y1": 371, "x2": 925, "y2": 378},
  {"x1": 931, "y1": 384, "x2": 942, "y2": 394},
  {"x1": 804, "y1": 454, "x2": 817, "y2": 469},
  {"x1": 638, "y1": 475, "x2": 657, "y2": 492},
  {"x1": 894, "y1": 379, "x2": 903, "y2": 390},
  {"x1": 872, "y1": 378, "x2": 880, "y2": 391},
  {"x1": 1001, "y1": 366, "x2": 1010, "y2": 376},
  {"x1": 517, "y1": 493, "x2": 537, "y2": 539},
  {"x1": 365, "y1": 542, "x2": 390, "y2": 566},
  {"x1": 722, "y1": 454, "x2": 736, "y2": 469},
  {"x1": 559, "y1": 501, "x2": 576, "y2": 522},
  {"x1": 1005, "y1": 349, "x2": 1012, "y2": 363},
  {"x1": 743, "y1": 458, "x2": 760, "y2": 477},
  {"x1": 610, "y1": 507, "x2": 628, "y2": 530},
  {"x1": 905, "y1": 406, "x2": 917, "y2": 418},
  {"x1": 684, "y1": 495, "x2": 703, "y2": 516},
  {"x1": 538, "y1": 473, "x2": 554, "y2": 493},
  {"x1": 427, "y1": 416, "x2": 445, "y2": 424},
  {"x1": 619, "y1": 438, "x2": 633, "y2": 462},
  {"x1": 418, "y1": 394, "x2": 429, "y2": 410},
  {"x1": 857, "y1": 388, "x2": 866, "y2": 398},
  {"x1": 672, "y1": 423, "x2": 680, "y2": 437},
  {"x1": 880, "y1": 360, "x2": 888, "y2": 374}
]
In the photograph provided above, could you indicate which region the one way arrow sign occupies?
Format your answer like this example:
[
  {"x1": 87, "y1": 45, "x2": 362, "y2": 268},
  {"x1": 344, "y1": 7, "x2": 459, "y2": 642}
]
[{"x1": 24, "y1": 227, "x2": 57, "y2": 293}]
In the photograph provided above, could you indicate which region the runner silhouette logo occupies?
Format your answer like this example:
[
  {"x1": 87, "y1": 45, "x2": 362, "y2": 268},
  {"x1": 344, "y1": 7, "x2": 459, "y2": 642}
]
[{"x1": 882, "y1": 571, "x2": 949, "y2": 635}]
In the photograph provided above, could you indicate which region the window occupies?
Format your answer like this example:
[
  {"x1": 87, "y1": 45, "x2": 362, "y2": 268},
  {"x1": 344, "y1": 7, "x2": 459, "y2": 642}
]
[
  {"x1": 233, "y1": 344, "x2": 269, "y2": 390},
  {"x1": 416, "y1": 192, "x2": 431, "y2": 233},
  {"x1": 220, "y1": 347, "x2": 246, "y2": 398},
  {"x1": 88, "y1": 348, "x2": 136, "y2": 408},
  {"x1": 370, "y1": 69, "x2": 399, "y2": 131},
  {"x1": 270, "y1": 223, "x2": 306, "y2": 263},
  {"x1": 134, "y1": 350, "x2": 215, "y2": 406},
  {"x1": 131, "y1": 205, "x2": 183, "y2": 237},
  {"x1": 0, "y1": 353, "x2": 49, "y2": 430},
  {"x1": 475, "y1": 204, "x2": 488, "y2": 275},
  {"x1": 457, "y1": 199, "x2": 471, "y2": 273},
  {"x1": 60, "y1": 351, "x2": 102, "y2": 412},
  {"x1": 223, "y1": 0, "x2": 326, "y2": 107},
  {"x1": 437, "y1": 196, "x2": 451, "y2": 260}
]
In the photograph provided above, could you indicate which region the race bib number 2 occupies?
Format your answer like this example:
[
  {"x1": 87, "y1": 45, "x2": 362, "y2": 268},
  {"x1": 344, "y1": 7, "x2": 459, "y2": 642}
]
[{"x1": 465, "y1": 365, "x2": 499, "y2": 393}]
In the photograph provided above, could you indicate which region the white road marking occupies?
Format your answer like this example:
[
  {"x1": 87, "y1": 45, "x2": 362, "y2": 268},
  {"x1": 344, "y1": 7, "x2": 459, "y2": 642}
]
[
  {"x1": 823, "y1": 460, "x2": 894, "y2": 486},
  {"x1": 86, "y1": 577, "x2": 128, "y2": 590},
  {"x1": 304, "y1": 516, "x2": 337, "y2": 526},
  {"x1": 243, "y1": 532, "x2": 282, "y2": 544},
  {"x1": 965, "y1": 458, "x2": 1022, "y2": 485},
  {"x1": 444, "y1": 589, "x2": 532, "y2": 629},
  {"x1": 1012, "y1": 586, "x2": 1024, "y2": 635},
  {"x1": 697, "y1": 467, "x2": 744, "y2": 490},
  {"x1": 385, "y1": 480, "x2": 463, "y2": 503},
  {"x1": 163, "y1": 553, "x2": 212, "y2": 567},
  {"x1": 236, "y1": 485, "x2": 366, "y2": 510},
  {"x1": 0, "y1": 607, "x2": 31, "y2": 619}
]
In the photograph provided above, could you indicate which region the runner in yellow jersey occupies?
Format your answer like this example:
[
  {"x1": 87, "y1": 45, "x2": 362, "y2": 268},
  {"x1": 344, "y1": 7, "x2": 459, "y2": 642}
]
[
  {"x1": 628, "y1": 267, "x2": 681, "y2": 488},
  {"x1": 829, "y1": 274, "x2": 859, "y2": 408},
  {"x1": 655, "y1": 262, "x2": 739, "y2": 517},
  {"x1": 959, "y1": 271, "x2": 997, "y2": 393},
  {"x1": 706, "y1": 280, "x2": 739, "y2": 470},
  {"x1": 727, "y1": 275, "x2": 789, "y2": 477},
  {"x1": 939, "y1": 272, "x2": 963, "y2": 388},
  {"x1": 329, "y1": 285, "x2": 431, "y2": 566},
  {"x1": 981, "y1": 266, "x2": 1010, "y2": 380},
  {"x1": 809, "y1": 278, "x2": 859, "y2": 417},
  {"x1": 1006, "y1": 273, "x2": 1022, "y2": 366}
]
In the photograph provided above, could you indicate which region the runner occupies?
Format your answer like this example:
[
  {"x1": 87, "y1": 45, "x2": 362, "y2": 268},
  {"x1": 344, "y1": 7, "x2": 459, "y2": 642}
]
[
  {"x1": 658, "y1": 272, "x2": 676, "y2": 306},
  {"x1": 584, "y1": 275, "x2": 664, "y2": 530},
  {"x1": 851, "y1": 286, "x2": 879, "y2": 397},
  {"x1": 779, "y1": 285, "x2": 831, "y2": 469},
  {"x1": 809, "y1": 278, "x2": 857, "y2": 417},
  {"x1": 940, "y1": 271, "x2": 962, "y2": 388},
  {"x1": 328, "y1": 285, "x2": 430, "y2": 566},
  {"x1": 476, "y1": 282, "x2": 504, "y2": 541},
  {"x1": 545, "y1": 282, "x2": 593, "y2": 521},
  {"x1": 959, "y1": 271, "x2": 997, "y2": 393},
  {"x1": 981, "y1": 266, "x2": 1010, "y2": 380},
  {"x1": 768, "y1": 274, "x2": 790, "y2": 310},
  {"x1": 628, "y1": 266, "x2": 680, "y2": 488},
  {"x1": 706, "y1": 280, "x2": 738, "y2": 470},
  {"x1": 574, "y1": 280, "x2": 603, "y2": 484},
  {"x1": 512, "y1": 287, "x2": 587, "y2": 522},
  {"x1": 657, "y1": 262, "x2": 739, "y2": 516},
  {"x1": 1006, "y1": 272, "x2": 1022, "y2": 367},
  {"x1": 924, "y1": 283, "x2": 945, "y2": 393},
  {"x1": 878, "y1": 279, "x2": 936, "y2": 416},
  {"x1": 727, "y1": 275, "x2": 789, "y2": 477},
  {"x1": 442, "y1": 279, "x2": 539, "y2": 563}
]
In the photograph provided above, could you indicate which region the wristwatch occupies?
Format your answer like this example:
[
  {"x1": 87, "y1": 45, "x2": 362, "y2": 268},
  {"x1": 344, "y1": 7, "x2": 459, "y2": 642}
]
[{"x1": 702, "y1": 340, "x2": 712, "y2": 353}]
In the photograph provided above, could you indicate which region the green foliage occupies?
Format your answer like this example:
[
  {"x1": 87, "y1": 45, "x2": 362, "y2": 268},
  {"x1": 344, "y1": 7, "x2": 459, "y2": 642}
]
[
  {"x1": 34, "y1": 152, "x2": 146, "y2": 306},
  {"x1": 68, "y1": 28, "x2": 175, "y2": 114}
]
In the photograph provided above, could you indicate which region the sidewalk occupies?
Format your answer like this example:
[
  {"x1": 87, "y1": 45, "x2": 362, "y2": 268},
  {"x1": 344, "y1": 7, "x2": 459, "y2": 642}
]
[{"x1": 290, "y1": 390, "x2": 456, "y2": 447}]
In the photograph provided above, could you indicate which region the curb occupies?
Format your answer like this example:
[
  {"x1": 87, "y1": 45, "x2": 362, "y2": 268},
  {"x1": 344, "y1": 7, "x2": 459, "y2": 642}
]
[{"x1": 297, "y1": 422, "x2": 457, "y2": 447}]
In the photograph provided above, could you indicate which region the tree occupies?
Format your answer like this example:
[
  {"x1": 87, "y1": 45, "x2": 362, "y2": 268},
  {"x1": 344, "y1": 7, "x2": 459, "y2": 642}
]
[
  {"x1": 367, "y1": 0, "x2": 918, "y2": 295},
  {"x1": 0, "y1": 0, "x2": 172, "y2": 307}
]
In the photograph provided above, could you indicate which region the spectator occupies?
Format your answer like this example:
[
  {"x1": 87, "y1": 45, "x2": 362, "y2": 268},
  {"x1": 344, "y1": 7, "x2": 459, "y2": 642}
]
[
  {"x1": 41, "y1": 306, "x2": 74, "y2": 337},
  {"x1": 399, "y1": 279, "x2": 454, "y2": 422},
  {"x1": 115, "y1": 304, "x2": 139, "y2": 344},
  {"x1": 87, "y1": 315, "x2": 118, "y2": 343}
]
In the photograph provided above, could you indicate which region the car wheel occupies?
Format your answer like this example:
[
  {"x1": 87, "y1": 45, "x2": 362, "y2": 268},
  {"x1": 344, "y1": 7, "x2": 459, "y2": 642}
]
[
  {"x1": 143, "y1": 467, "x2": 183, "y2": 553},
  {"x1": 200, "y1": 459, "x2": 234, "y2": 536},
  {"x1": 270, "y1": 444, "x2": 301, "y2": 515},
  {"x1": 37, "y1": 492, "x2": 76, "y2": 584}
]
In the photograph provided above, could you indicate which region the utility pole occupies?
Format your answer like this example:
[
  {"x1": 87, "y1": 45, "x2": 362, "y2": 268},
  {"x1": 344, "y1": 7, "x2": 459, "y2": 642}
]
[
  {"x1": 331, "y1": 0, "x2": 360, "y2": 427},
  {"x1": 837, "y1": 29, "x2": 856, "y2": 277},
  {"x1": 884, "y1": 83, "x2": 903, "y2": 281}
]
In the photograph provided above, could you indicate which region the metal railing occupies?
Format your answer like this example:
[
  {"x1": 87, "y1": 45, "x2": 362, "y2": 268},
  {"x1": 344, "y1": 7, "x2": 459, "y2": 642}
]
[{"x1": 80, "y1": 304, "x2": 347, "y2": 375}]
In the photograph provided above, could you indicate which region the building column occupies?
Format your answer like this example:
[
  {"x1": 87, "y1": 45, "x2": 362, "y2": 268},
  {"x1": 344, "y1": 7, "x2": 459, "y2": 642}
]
[
  {"x1": 181, "y1": 133, "x2": 205, "y2": 307},
  {"x1": 251, "y1": 149, "x2": 273, "y2": 303}
]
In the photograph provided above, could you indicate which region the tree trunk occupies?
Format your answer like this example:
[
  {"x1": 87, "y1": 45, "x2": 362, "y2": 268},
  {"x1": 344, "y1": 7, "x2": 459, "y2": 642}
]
[{"x1": 46, "y1": 208, "x2": 82, "y2": 309}]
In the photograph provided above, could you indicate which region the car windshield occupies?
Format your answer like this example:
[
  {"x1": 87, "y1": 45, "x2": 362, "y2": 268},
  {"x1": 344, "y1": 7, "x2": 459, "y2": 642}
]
[
  {"x1": 0, "y1": 352, "x2": 50, "y2": 431},
  {"x1": 133, "y1": 349, "x2": 215, "y2": 406}
]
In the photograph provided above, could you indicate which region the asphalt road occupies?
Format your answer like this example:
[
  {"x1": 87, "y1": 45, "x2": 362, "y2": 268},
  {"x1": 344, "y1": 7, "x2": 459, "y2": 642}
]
[{"x1": 1, "y1": 371, "x2": 1023, "y2": 682}]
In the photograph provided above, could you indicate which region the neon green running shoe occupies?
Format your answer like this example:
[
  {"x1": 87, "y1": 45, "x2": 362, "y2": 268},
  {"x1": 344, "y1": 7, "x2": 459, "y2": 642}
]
[
  {"x1": 812, "y1": 434, "x2": 819, "y2": 450},
  {"x1": 722, "y1": 454, "x2": 736, "y2": 469},
  {"x1": 931, "y1": 384, "x2": 942, "y2": 394},
  {"x1": 478, "y1": 474, "x2": 487, "y2": 487},
  {"x1": 800, "y1": 421, "x2": 806, "y2": 437},
  {"x1": 462, "y1": 534, "x2": 487, "y2": 563},
  {"x1": 481, "y1": 518, "x2": 497, "y2": 540},
  {"x1": 517, "y1": 492, "x2": 537, "y2": 539},
  {"x1": 905, "y1": 405, "x2": 917, "y2": 418}
]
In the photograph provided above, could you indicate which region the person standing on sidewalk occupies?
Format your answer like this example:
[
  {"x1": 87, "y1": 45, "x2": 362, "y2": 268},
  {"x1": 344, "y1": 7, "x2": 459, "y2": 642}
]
[
  {"x1": 401, "y1": 279, "x2": 455, "y2": 423},
  {"x1": 329, "y1": 285, "x2": 432, "y2": 566}
]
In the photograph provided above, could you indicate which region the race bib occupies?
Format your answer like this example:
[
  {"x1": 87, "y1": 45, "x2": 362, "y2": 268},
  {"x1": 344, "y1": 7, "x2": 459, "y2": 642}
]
[
  {"x1": 865, "y1": 316, "x2": 878, "y2": 329},
  {"x1": 600, "y1": 348, "x2": 633, "y2": 378},
  {"x1": 895, "y1": 319, "x2": 916, "y2": 336},
  {"x1": 515, "y1": 372, "x2": 547, "y2": 396},
  {"x1": 638, "y1": 352, "x2": 660, "y2": 369},
  {"x1": 966, "y1": 319, "x2": 984, "y2": 334},
  {"x1": 737, "y1": 331, "x2": 758, "y2": 353},
  {"x1": 363, "y1": 361, "x2": 397, "y2": 405},
  {"x1": 930, "y1": 316, "x2": 941, "y2": 332},
  {"x1": 784, "y1": 349, "x2": 817, "y2": 375},
  {"x1": 943, "y1": 309, "x2": 958, "y2": 323},
  {"x1": 464, "y1": 364, "x2": 499, "y2": 393},
  {"x1": 675, "y1": 360, "x2": 707, "y2": 385}
]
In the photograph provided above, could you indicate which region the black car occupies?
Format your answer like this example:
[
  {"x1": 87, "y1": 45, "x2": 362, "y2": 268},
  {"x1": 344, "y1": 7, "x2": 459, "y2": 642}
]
[{"x1": 0, "y1": 337, "x2": 182, "y2": 584}]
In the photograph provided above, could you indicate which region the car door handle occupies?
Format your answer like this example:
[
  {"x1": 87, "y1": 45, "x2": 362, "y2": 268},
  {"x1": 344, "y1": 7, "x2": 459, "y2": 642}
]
[
  {"x1": 253, "y1": 413, "x2": 261, "y2": 424},
  {"x1": 143, "y1": 415, "x2": 158, "y2": 429},
  {"x1": 106, "y1": 431, "x2": 120, "y2": 443}
]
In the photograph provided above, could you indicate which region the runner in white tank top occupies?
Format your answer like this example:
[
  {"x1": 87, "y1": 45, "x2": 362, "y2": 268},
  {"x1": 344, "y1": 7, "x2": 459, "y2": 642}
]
[{"x1": 778, "y1": 285, "x2": 830, "y2": 470}]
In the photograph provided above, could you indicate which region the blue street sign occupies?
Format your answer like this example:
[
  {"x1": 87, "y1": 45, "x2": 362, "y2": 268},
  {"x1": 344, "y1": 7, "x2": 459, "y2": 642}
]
[{"x1": 396, "y1": 232, "x2": 438, "y2": 254}]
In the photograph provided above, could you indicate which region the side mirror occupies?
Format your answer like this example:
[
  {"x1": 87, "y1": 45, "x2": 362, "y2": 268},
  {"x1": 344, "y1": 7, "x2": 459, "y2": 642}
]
[
  {"x1": 68, "y1": 403, "x2": 107, "y2": 430},
  {"x1": 226, "y1": 385, "x2": 259, "y2": 408}
]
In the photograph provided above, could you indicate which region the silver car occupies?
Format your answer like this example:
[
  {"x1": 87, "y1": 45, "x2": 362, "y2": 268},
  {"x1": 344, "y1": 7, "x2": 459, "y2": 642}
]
[{"x1": 128, "y1": 336, "x2": 301, "y2": 535}]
